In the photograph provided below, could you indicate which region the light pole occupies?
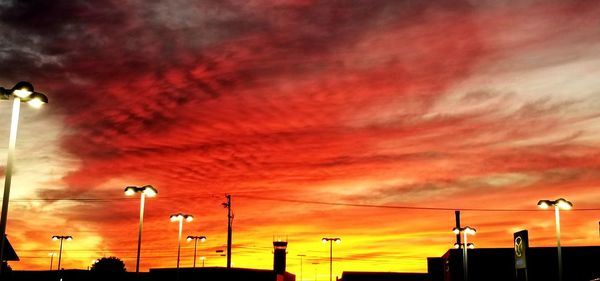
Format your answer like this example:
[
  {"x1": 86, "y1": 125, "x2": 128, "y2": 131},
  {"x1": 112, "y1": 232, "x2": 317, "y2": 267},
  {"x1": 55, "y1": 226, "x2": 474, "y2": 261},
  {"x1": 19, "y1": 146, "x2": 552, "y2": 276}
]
[
  {"x1": 200, "y1": 256, "x2": 205, "y2": 267},
  {"x1": 321, "y1": 237, "x2": 341, "y2": 281},
  {"x1": 124, "y1": 185, "x2": 157, "y2": 274},
  {"x1": 312, "y1": 262, "x2": 319, "y2": 281},
  {"x1": 52, "y1": 235, "x2": 72, "y2": 272},
  {"x1": 0, "y1": 82, "x2": 48, "y2": 274},
  {"x1": 49, "y1": 252, "x2": 55, "y2": 270},
  {"x1": 538, "y1": 198, "x2": 572, "y2": 281},
  {"x1": 298, "y1": 254, "x2": 306, "y2": 281},
  {"x1": 170, "y1": 213, "x2": 193, "y2": 281},
  {"x1": 452, "y1": 226, "x2": 476, "y2": 281},
  {"x1": 186, "y1": 235, "x2": 206, "y2": 268}
]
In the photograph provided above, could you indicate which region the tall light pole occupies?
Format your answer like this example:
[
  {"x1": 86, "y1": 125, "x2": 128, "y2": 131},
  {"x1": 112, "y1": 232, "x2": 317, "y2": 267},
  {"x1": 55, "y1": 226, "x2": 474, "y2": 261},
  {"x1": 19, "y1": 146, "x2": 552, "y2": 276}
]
[
  {"x1": 312, "y1": 262, "x2": 319, "y2": 281},
  {"x1": 222, "y1": 195, "x2": 232, "y2": 268},
  {"x1": 52, "y1": 235, "x2": 72, "y2": 272},
  {"x1": 321, "y1": 237, "x2": 341, "y2": 281},
  {"x1": 298, "y1": 254, "x2": 306, "y2": 281},
  {"x1": 186, "y1": 235, "x2": 206, "y2": 268},
  {"x1": 49, "y1": 252, "x2": 55, "y2": 270},
  {"x1": 0, "y1": 82, "x2": 48, "y2": 274},
  {"x1": 453, "y1": 226, "x2": 476, "y2": 281},
  {"x1": 170, "y1": 213, "x2": 193, "y2": 281},
  {"x1": 200, "y1": 256, "x2": 205, "y2": 267},
  {"x1": 124, "y1": 185, "x2": 157, "y2": 274},
  {"x1": 538, "y1": 198, "x2": 572, "y2": 281}
]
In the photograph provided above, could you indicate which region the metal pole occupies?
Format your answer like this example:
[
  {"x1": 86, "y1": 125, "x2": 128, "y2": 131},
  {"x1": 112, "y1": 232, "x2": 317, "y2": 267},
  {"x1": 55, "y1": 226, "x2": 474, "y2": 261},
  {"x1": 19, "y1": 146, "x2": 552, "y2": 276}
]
[
  {"x1": 57, "y1": 239, "x2": 64, "y2": 272},
  {"x1": 455, "y1": 211, "x2": 461, "y2": 246},
  {"x1": 226, "y1": 195, "x2": 232, "y2": 268},
  {"x1": 135, "y1": 193, "x2": 146, "y2": 274},
  {"x1": 193, "y1": 238, "x2": 198, "y2": 268},
  {"x1": 0, "y1": 98, "x2": 21, "y2": 275},
  {"x1": 299, "y1": 255, "x2": 304, "y2": 281},
  {"x1": 329, "y1": 241, "x2": 333, "y2": 281},
  {"x1": 463, "y1": 231, "x2": 468, "y2": 281},
  {"x1": 555, "y1": 206, "x2": 563, "y2": 281},
  {"x1": 50, "y1": 253, "x2": 54, "y2": 270},
  {"x1": 177, "y1": 218, "x2": 182, "y2": 281}
]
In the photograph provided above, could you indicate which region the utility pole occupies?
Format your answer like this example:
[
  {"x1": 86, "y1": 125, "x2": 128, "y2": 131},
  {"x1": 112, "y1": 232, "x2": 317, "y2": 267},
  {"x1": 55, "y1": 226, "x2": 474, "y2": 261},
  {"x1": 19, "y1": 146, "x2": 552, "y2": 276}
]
[
  {"x1": 455, "y1": 210, "x2": 461, "y2": 247},
  {"x1": 223, "y1": 195, "x2": 232, "y2": 268}
]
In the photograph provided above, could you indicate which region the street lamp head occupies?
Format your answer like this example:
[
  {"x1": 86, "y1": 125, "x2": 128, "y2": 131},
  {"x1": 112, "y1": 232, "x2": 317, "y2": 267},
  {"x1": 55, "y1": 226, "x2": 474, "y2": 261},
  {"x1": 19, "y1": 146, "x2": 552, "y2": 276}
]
[
  {"x1": 125, "y1": 185, "x2": 158, "y2": 197},
  {"x1": 142, "y1": 185, "x2": 158, "y2": 197},
  {"x1": 124, "y1": 186, "x2": 137, "y2": 196},
  {"x1": 11, "y1": 81, "x2": 34, "y2": 98},
  {"x1": 537, "y1": 200, "x2": 551, "y2": 209},
  {"x1": 322, "y1": 238, "x2": 327, "y2": 244},
  {"x1": 66, "y1": 236, "x2": 73, "y2": 241},
  {"x1": 200, "y1": 236, "x2": 207, "y2": 242},
  {"x1": 25, "y1": 92, "x2": 48, "y2": 108},
  {"x1": 467, "y1": 243, "x2": 475, "y2": 249},
  {"x1": 184, "y1": 215, "x2": 194, "y2": 222},
  {"x1": 556, "y1": 198, "x2": 573, "y2": 210},
  {"x1": 453, "y1": 243, "x2": 460, "y2": 249},
  {"x1": 464, "y1": 227, "x2": 476, "y2": 235},
  {"x1": 187, "y1": 236, "x2": 193, "y2": 242},
  {"x1": 52, "y1": 236, "x2": 58, "y2": 241},
  {"x1": 452, "y1": 228, "x2": 460, "y2": 235},
  {"x1": 170, "y1": 214, "x2": 182, "y2": 222},
  {"x1": 335, "y1": 238, "x2": 341, "y2": 244}
]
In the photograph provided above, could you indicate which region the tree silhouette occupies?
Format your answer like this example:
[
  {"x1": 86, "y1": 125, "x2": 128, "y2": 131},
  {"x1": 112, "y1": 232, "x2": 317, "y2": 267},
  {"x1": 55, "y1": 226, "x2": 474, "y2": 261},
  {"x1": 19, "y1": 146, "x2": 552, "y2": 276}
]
[{"x1": 91, "y1": 256, "x2": 126, "y2": 273}]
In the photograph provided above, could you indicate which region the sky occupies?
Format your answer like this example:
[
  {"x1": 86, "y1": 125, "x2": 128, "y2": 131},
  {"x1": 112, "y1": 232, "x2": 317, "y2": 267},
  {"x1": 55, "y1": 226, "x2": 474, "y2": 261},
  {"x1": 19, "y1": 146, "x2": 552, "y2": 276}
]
[{"x1": 1, "y1": 0, "x2": 600, "y2": 278}]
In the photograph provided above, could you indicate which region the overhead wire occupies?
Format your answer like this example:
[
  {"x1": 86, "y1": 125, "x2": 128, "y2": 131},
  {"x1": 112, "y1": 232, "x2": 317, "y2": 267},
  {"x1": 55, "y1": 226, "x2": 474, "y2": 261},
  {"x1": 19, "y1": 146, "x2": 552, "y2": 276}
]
[{"x1": 5, "y1": 193, "x2": 600, "y2": 211}]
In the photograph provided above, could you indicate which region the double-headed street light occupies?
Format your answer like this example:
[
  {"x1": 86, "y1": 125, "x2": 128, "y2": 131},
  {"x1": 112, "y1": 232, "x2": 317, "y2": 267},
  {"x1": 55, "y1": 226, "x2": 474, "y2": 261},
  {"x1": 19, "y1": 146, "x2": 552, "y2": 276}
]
[
  {"x1": 124, "y1": 185, "x2": 157, "y2": 274},
  {"x1": 186, "y1": 235, "x2": 207, "y2": 268},
  {"x1": 0, "y1": 82, "x2": 48, "y2": 273},
  {"x1": 52, "y1": 235, "x2": 72, "y2": 272},
  {"x1": 170, "y1": 213, "x2": 193, "y2": 280},
  {"x1": 538, "y1": 198, "x2": 572, "y2": 281},
  {"x1": 321, "y1": 237, "x2": 341, "y2": 281},
  {"x1": 453, "y1": 226, "x2": 476, "y2": 281}
]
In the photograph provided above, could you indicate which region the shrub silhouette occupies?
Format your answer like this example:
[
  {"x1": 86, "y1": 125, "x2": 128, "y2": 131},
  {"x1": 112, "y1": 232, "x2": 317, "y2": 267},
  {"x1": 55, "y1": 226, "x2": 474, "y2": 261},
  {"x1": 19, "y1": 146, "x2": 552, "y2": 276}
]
[{"x1": 91, "y1": 256, "x2": 126, "y2": 274}]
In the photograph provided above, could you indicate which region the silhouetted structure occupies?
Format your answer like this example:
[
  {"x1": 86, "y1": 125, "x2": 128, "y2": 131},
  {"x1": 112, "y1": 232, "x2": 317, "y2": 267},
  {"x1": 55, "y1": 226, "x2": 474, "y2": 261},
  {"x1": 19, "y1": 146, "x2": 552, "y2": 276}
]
[
  {"x1": 9, "y1": 269, "x2": 147, "y2": 281},
  {"x1": 150, "y1": 267, "x2": 295, "y2": 281},
  {"x1": 1, "y1": 236, "x2": 19, "y2": 262},
  {"x1": 273, "y1": 240, "x2": 288, "y2": 275},
  {"x1": 340, "y1": 272, "x2": 429, "y2": 281},
  {"x1": 432, "y1": 246, "x2": 600, "y2": 281}
]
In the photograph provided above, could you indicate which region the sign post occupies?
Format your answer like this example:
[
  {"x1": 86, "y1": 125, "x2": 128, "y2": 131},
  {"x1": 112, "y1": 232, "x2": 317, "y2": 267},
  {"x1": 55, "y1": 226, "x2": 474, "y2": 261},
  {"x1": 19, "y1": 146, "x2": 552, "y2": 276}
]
[{"x1": 514, "y1": 230, "x2": 529, "y2": 281}]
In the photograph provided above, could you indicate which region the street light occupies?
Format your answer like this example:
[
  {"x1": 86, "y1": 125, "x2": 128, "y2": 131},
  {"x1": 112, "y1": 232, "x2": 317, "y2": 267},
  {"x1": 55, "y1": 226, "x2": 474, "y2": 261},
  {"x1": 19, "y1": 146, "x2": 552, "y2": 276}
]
[
  {"x1": 52, "y1": 235, "x2": 72, "y2": 272},
  {"x1": 538, "y1": 198, "x2": 573, "y2": 281},
  {"x1": 321, "y1": 237, "x2": 341, "y2": 281},
  {"x1": 298, "y1": 254, "x2": 306, "y2": 281},
  {"x1": 170, "y1": 213, "x2": 193, "y2": 281},
  {"x1": 452, "y1": 226, "x2": 476, "y2": 281},
  {"x1": 186, "y1": 235, "x2": 207, "y2": 268},
  {"x1": 200, "y1": 256, "x2": 205, "y2": 267},
  {"x1": 124, "y1": 185, "x2": 157, "y2": 274},
  {"x1": 0, "y1": 82, "x2": 48, "y2": 273},
  {"x1": 49, "y1": 252, "x2": 55, "y2": 270}
]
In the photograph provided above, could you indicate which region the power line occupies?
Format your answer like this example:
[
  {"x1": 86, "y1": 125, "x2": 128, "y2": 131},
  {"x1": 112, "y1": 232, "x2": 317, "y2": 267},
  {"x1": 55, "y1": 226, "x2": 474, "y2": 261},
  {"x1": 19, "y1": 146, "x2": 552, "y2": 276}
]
[
  {"x1": 234, "y1": 195, "x2": 600, "y2": 212},
  {"x1": 4, "y1": 194, "x2": 600, "y2": 212}
]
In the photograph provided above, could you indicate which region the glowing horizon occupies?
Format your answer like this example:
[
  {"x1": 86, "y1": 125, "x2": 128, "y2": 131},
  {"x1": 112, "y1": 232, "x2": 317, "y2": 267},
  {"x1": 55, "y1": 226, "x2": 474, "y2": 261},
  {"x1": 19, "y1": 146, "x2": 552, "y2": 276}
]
[{"x1": 1, "y1": 0, "x2": 600, "y2": 279}]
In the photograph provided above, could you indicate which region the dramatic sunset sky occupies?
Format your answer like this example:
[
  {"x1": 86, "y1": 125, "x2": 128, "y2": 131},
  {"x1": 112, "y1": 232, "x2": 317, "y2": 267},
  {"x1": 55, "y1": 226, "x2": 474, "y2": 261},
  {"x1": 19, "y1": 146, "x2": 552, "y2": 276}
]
[{"x1": 1, "y1": 0, "x2": 600, "y2": 279}]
